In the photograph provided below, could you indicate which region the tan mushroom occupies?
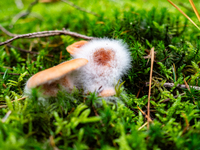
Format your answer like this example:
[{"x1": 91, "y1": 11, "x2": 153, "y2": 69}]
[
  {"x1": 25, "y1": 58, "x2": 88, "y2": 96},
  {"x1": 66, "y1": 40, "x2": 88, "y2": 55},
  {"x1": 98, "y1": 89, "x2": 116, "y2": 97}
]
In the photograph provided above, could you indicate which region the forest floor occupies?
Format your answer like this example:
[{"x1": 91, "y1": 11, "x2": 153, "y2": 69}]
[{"x1": 0, "y1": 0, "x2": 200, "y2": 149}]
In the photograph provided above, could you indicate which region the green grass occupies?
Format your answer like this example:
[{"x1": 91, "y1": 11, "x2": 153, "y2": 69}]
[{"x1": 1, "y1": 0, "x2": 200, "y2": 149}]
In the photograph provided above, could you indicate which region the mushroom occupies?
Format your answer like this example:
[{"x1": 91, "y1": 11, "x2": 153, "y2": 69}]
[
  {"x1": 67, "y1": 38, "x2": 131, "y2": 97},
  {"x1": 25, "y1": 58, "x2": 88, "y2": 96},
  {"x1": 98, "y1": 88, "x2": 116, "y2": 97},
  {"x1": 66, "y1": 40, "x2": 88, "y2": 55},
  {"x1": 25, "y1": 38, "x2": 131, "y2": 98}
]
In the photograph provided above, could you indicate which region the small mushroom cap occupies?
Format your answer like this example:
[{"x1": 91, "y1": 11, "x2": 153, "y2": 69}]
[
  {"x1": 99, "y1": 89, "x2": 116, "y2": 97},
  {"x1": 26, "y1": 58, "x2": 88, "y2": 88},
  {"x1": 66, "y1": 41, "x2": 88, "y2": 55}
]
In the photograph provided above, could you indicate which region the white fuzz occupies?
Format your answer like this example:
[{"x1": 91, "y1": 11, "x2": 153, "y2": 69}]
[{"x1": 72, "y1": 38, "x2": 132, "y2": 93}]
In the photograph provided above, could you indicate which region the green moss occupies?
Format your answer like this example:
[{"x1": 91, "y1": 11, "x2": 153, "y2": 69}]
[{"x1": 0, "y1": 0, "x2": 200, "y2": 149}]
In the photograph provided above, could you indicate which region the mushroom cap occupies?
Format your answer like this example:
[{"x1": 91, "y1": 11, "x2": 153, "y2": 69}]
[
  {"x1": 66, "y1": 40, "x2": 88, "y2": 55},
  {"x1": 26, "y1": 58, "x2": 88, "y2": 88},
  {"x1": 99, "y1": 89, "x2": 116, "y2": 97}
]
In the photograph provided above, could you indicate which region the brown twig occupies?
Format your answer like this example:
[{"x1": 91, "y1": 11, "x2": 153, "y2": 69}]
[
  {"x1": 189, "y1": 0, "x2": 200, "y2": 22},
  {"x1": 61, "y1": 0, "x2": 99, "y2": 17},
  {"x1": 0, "y1": 96, "x2": 28, "y2": 109},
  {"x1": 137, "y1": 106, "x2": 152, "y2": 122},
  {"x1": 138, "y1": 122, "x2": 148, "y2": 131},
  {"x1": 0, "y1": 29, "x2": 97, "y2": 46},
  {"x1": 2, "y1": 83, "x2": 7, "y2": 88},
  {"x1": 11, "y1": 96, "x2": 28, "y2": 102},
  {"x1": 147, "y1": 47, "x2": 154, "y2": 129},
  {"x1": 146, "y1": 82, "x2": 200, "y2": 91},
  {"x1": 0, "y1": 25, "x2": 18, "y2": 37},
  {"x1": 164, "y1": 82, "x2": 200, "y2": 90},
  {"x1": 182, "y1": 112, "x2": 190, "y2": 134},
  {"x1": 49, "y1": 135, "x2": 59, "y2": 150},
  {"x1": 184, "y1": 78, "x2": 196, "y2": 104},
  {"x1": 0, "y1": 105, "x2": 7, "y2": 109},
  {"x1": 11, "y1": 0, "x2": 39, "y2": 25},
  {"x1": 167, "y1": 0, "x2": 200, "y2": 30}
]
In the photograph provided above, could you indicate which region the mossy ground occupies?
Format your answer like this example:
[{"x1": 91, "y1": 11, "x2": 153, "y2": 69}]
[{"x1": 0, "y1": 0, "x2": 200, "y2": 149}]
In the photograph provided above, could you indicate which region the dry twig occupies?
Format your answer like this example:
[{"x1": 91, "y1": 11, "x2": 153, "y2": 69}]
[
  {"x1": 147, "y1": 47, "x2": 154, "y2": 129},
  {"x1": 137, "y1": 106, "x2": 152, "y2": 122},
  {"x1": 0, "y1": 96, "x2": 28, "y2": 109},
  {"x1": 146, "y1": 82, "x2": 200, "y2": 91},
  {"x1": 61, "y1": 0, "x2": 99, "y2": 17},
  {"x1": 182, "y1": 112, "x2": 190, "y2": 134},
  {"x1": 0, "y1": 28, "x2": 97, "y2": 46},
  {"x1": 138, "y1": 122, "x2": 148, "y2": 131},
  {"x1": 188, "y1": 0, "x2": 200, "y2": 22},
  {"x1": 11, "y1": 0, "x2": 39, "y2": 25},
  {"x1": 184, "y1": 78, "x2": 196, "y2": 104},
  {"x1": 163, "y1": 82, "x2": 200, "y2": 90},
  {"x1": 168, "y1": 0, "x2": 200, "y2": 30},
  {"x1": 49, "y1": 135, "x2": 59, "y2": 150},
  {"x1": 0, "y1": 25, "x2": 18, "y2": 37}
]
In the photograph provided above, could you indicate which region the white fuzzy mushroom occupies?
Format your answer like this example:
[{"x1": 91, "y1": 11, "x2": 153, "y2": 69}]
[
  {"x1": 67, "y1": 38, "x2": 132, "y2": 96},
  {"x1": 25, "y1": 38, "x2": 131, "y2": 98}
]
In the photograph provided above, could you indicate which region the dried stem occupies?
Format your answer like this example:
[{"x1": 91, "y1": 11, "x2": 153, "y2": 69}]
[
  {"x1": 0, "y1": 96, "x2": 28, "y2": 109},
  {"x1": 147, "y1": 47, "x2": 154, "y2": 129},
  {"x1": 167, "y1": 0, "x2": 200, "y2": 30},
  {"x1": 11, "y1": 96, "x2": 28, "y2": 102},
  {"x1": 137, "y1": 106, "x2": 152, "y2": 122},
  {"x1": 0, "y1": 29, "x2": 97, "y2": 46},
  {"x1": 184, "y1": 78, "x2": 196, "y2": 104},
  {"x1": 146, "y1": 82, "x2": 200, "y2": 91},
  {"x1": 189, "y1": 0, "x2": 200, "y2": 22},
  {"x1": 0, "y1": 105, "x2": 7, "y2": 109},
  {"x1": 49, "y1": 135, "x2": 59, "y2": 150},
  {"x1": 61, "y1": 0, "x2": 99, "y2": 17},
  {"x1": 0, "y1": 25, "x2": 18, "y2": 37},
  {"x1": 182, "y1": 112, "x2": 190, "y2": 134},
  {"x1": 164, "y1": 82, "x2": 200, "y2": 90},
  {"x1": 138, "y1": 122, "x2": 148, "y2": 131},
  {"x1": 11, "y1": 0, "x2": 39, "y2": 25}
]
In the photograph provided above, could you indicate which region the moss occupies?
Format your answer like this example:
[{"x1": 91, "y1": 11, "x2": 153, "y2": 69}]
[{"x1": 0, "y1": 0, "x2": 200, "y2": 149}]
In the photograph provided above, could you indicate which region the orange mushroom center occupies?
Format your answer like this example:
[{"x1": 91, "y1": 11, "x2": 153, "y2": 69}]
[{"x1": 93, "y1": 48, "x2": 114, "y2": 66}]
